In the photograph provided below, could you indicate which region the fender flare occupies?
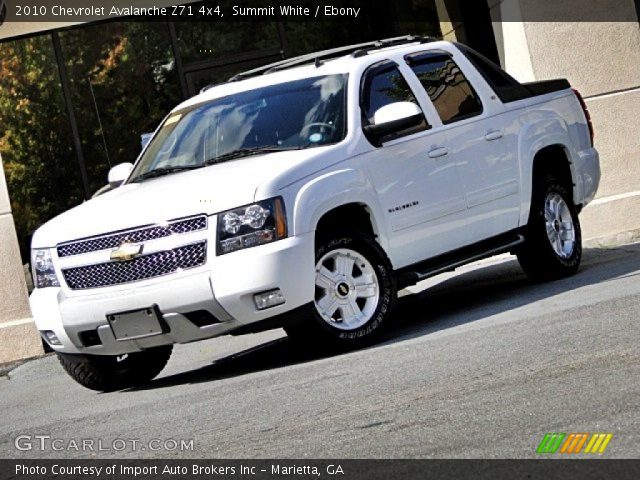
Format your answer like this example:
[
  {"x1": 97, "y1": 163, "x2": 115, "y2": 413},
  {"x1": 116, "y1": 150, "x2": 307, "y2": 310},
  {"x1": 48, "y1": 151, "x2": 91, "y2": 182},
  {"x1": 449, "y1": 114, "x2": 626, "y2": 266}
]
[
  {"x1": 291, "y1": 168, "x2": 390, "y2": 254},
  {"x1": 518, "y1": 118, "x2": 581, "y2": 226}
]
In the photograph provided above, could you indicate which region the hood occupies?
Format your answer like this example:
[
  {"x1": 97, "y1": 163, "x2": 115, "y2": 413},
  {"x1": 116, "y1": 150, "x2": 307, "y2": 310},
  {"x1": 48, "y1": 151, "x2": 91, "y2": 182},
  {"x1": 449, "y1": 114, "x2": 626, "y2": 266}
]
[{"x1": 32, "y1": 150, "x2": 318, "y2": 248}]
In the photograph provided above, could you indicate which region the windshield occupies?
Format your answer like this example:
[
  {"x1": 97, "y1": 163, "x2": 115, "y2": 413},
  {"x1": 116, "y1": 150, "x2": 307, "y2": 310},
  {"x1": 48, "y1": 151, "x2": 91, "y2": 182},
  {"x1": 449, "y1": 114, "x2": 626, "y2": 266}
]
[{"x1": 129, "y1": 74, "x2": 348, "y2": 183}]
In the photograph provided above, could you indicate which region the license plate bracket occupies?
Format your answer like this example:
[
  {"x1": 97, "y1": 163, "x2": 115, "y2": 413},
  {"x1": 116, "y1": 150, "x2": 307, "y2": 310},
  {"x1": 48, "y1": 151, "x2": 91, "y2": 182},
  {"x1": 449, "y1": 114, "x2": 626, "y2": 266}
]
[{"x1": 107, "y1": 305, "x2": 165, "y2": 341}]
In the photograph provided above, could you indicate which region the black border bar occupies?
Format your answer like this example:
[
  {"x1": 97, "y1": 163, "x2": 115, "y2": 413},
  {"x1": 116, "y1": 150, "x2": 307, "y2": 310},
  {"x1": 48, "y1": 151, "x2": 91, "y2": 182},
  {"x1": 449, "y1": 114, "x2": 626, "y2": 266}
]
[
  {"x1": 1, "y1": 0, "x2": 639, "y2": 23},
  {"x1": 3, "y1": 459, "x2": 640, "y2": 480}
]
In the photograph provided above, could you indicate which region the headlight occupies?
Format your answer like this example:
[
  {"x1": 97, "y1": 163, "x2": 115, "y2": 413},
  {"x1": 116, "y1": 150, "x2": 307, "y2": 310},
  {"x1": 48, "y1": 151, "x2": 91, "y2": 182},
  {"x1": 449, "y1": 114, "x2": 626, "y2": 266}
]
[
  {"x1": 31, "y1": 249, "x2": 60, "y2": 288},
  {"x1": 217, "y1": 197, "x2": 287, "y2": 255}
]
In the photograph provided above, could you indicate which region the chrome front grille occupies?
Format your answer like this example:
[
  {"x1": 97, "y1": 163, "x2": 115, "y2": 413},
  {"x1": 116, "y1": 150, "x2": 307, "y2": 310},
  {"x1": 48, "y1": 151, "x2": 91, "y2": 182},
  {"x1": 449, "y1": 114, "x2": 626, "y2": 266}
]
[
  {"x1": 57, "y1": 215, "x2": 207, "y2": 258},
  {"x1": 62, "y1": 242, "x2": 207, "y2": 290}
]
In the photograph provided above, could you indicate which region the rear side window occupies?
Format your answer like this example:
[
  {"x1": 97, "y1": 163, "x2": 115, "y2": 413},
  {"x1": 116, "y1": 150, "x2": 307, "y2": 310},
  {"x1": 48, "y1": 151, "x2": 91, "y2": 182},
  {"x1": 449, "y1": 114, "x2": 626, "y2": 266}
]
[{"x1": 406, "y1": 52, "x2": 482, "y2": 124}]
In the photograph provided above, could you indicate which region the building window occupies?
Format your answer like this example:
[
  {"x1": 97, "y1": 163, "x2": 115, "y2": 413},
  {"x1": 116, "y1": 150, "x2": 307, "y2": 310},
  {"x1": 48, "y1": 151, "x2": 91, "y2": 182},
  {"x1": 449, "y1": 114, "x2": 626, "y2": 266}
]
[
  {"x1": 57, "y1": 22, "x2": 182, "y2": 196},
  {"x1": 0, "y1": 35, "x2": 85, "y2": 262},
  {"x1": 175, "y1": 21, "x2": 281, "y2": 65}
]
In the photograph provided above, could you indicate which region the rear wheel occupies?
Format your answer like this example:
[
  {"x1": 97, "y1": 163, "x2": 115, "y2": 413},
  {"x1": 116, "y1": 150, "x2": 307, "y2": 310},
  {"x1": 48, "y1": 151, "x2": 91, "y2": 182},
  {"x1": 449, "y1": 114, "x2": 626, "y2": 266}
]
[
  {"x1": 517, "y1": 174, "x2": 582, "y2": 281},
  {"x1": 57, "y1": 345, "x2": 172, "y2": 392},
  {"x1": 285, "y1": 232, "x2": 396, "y2": 348}
]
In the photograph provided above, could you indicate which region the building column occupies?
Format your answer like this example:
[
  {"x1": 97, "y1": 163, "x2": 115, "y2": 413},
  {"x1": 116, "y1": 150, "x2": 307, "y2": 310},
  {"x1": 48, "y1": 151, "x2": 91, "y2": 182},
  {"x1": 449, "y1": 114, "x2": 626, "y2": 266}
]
[
  {"x1": 0, "y1": 153, "x2": 43, "y2": 364},
  {"x1": 436, "y1": 0, "x2": 501, "y2": 64},
  {"x1": 490, "y1": 0, "x2": 640, "y2": 241}
]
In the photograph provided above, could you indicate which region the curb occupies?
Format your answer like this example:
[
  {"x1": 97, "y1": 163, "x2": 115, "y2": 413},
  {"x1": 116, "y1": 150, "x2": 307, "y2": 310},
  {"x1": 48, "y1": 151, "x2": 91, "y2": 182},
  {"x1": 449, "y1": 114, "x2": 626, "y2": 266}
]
[
  {"x1": 0, "y1": 358, "x2": 30, "y2": 377},
  {"x1": 0, "y1": 353, "x2": 54, "y2": 378},
  {"x1": 584, "y1": 228, "x2": 640, "y2": 249}
]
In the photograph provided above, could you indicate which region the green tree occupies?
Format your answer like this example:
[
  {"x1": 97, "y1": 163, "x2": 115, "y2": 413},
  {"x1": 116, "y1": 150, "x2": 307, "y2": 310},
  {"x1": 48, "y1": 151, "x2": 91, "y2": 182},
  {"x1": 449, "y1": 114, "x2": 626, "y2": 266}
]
[
  {"x1": 0, "y1": 36, "x2": 84, "y2": 261},
  {"x1": 0, "y1": 24, "x2": 183, "y2": 261}
]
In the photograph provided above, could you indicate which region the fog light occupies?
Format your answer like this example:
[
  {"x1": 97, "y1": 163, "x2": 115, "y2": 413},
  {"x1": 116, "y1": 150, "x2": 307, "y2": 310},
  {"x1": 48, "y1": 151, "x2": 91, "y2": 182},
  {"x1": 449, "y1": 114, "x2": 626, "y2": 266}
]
[
  {"x1": 254, "y1": 289, "x2": 285, "y2": 310},
  {"x1": 42, "y1": 330, "x2": 62, "y2": 346}
]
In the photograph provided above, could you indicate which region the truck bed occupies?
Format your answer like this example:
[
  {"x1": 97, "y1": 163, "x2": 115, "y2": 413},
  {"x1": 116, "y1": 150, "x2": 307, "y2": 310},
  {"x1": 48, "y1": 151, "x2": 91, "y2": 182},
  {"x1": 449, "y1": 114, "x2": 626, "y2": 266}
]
[{"x1": 521, "y1": 79, "x2": 571, "y2": 98}]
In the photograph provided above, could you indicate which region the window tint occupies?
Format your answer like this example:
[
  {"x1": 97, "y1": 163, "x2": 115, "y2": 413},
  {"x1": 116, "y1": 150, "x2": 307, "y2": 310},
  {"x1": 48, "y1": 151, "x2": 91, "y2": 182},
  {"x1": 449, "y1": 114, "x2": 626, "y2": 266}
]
[
  {"x1": 407, "y1": 53, "x2": 482, "y2": 124},
  {"x1": 359, "y1": 61, "x2": 428, "y2": 145},
  {"x1": 361, "y1": 62, "x2": 423, "y2": 125}
]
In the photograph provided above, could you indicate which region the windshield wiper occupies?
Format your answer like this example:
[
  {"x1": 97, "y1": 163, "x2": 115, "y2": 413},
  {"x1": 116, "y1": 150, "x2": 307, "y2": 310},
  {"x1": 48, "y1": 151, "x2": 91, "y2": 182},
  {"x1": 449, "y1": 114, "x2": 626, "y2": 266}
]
[
  {"x1": 130, "y1": 165, "x2": 202, "y2": 183},
  {"x1": 204, "y1": 145, "x2": 305, "y2": 166},
  {"x1": 132, "y1": 145, "x2": 309, "y2": 182}
]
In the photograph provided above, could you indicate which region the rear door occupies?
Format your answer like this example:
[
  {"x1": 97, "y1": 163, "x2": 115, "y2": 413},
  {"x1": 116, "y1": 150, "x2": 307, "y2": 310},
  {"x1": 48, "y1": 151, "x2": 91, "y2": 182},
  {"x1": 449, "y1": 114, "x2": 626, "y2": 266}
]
[
  {"x1": 359, "y1": 60, "x2": 468, "y2": 267},
  {"x1": 404, "y1": 50, "x2": 520, "y2": 243}
]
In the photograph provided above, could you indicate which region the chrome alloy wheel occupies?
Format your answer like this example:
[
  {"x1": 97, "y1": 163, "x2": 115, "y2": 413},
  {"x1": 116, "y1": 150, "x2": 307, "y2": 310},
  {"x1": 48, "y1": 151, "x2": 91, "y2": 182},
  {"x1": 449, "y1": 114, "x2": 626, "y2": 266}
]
[
  {"x1": 314, "y1": 248, "x2": 380, "y2": 330},
  {"x1": 544, "y1": 192, "x2": 575, "y2": 259}
]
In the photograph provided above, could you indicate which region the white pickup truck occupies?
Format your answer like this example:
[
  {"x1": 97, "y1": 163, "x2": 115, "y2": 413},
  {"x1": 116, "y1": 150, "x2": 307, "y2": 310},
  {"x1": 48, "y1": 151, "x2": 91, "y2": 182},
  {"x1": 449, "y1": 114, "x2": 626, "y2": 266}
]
[{"x1": 29, "y1": 37, "x2": 600, "y2": 391}]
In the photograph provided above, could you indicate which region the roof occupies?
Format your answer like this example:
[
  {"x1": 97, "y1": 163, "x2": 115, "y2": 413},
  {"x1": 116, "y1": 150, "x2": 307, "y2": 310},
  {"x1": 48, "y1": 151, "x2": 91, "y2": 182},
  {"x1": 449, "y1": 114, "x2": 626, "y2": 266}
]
[
  {"x1": 174, "y1": 36, "x2": 453, "y2": 112},
  {"x1": 225, "y1": 35, "x2": 436, "y2": 83}
]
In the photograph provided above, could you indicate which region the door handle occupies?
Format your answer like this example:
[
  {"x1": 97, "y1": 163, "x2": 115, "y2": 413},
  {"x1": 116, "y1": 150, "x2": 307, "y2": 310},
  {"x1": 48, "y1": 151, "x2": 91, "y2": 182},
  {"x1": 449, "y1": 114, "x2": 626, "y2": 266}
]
[
  {"x1": 485, "y1": 130, "x2": 503, "y2": 141},
  {"x1": 427, "y1": 147, "x2": 449, "y2": 159}
]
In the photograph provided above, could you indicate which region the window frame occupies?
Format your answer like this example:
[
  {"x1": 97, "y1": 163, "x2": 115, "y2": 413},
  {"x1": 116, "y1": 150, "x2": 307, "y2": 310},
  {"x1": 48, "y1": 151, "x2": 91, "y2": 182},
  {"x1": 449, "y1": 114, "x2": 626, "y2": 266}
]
[
  {"x1": 404, "y1": 50, "x2": 484, "y2": 125},
  {"x1": 359, "y1": 59, "x2": 430, "y2": 146}
]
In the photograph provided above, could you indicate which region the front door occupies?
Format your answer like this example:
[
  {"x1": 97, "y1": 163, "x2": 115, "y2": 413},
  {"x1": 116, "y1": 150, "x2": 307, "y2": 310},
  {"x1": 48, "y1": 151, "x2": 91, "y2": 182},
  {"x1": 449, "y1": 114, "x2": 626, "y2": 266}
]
[{"x1": 358, "y1": 60, "x2": 468, "y2": 268}]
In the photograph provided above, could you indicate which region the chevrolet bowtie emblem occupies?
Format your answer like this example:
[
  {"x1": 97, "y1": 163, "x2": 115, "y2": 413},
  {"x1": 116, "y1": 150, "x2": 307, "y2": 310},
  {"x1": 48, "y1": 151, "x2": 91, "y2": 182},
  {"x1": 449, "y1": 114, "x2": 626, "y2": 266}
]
[{"x1": 110, "y1": 242, "x2": 143, "y2": 261}]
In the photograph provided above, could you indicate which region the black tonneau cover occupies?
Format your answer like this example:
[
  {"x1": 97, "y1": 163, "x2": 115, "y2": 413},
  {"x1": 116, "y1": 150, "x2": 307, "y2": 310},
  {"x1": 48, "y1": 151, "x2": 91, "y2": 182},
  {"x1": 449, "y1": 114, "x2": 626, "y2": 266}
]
[
  {"x1": 500, "y1": 79, "x2": 572, "y2": 103},
  {"x1": 522, "y1": 79, "x2": 571, "y2": 97}
]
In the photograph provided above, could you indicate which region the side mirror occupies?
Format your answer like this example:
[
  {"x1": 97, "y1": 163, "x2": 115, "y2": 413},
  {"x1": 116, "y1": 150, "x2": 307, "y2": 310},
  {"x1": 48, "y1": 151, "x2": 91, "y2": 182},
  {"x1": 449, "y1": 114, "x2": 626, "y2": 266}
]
[
  {"x1": 363, "y1": 102, "x2": 425, "y2": 147},
  {"x1": 107, "y1": 162, "x2": 133, "y2": 188},
  {"x1": 141, "y1": 132, "x2": 154, "y2": 151}
]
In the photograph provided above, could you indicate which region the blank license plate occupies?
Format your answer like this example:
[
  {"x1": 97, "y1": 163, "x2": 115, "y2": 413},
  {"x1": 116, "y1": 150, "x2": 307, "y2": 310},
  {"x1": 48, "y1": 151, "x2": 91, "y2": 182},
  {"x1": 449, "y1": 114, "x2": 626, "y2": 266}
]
[{"x1": 107, "y1": 306, "x2": 164, "y2": 341}]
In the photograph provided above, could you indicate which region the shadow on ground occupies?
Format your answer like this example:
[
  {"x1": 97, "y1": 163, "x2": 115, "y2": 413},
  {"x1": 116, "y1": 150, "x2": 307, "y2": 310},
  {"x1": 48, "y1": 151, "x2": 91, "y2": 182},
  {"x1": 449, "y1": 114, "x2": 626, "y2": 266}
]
[{"x1": 130, "y1": 244, "x2": 640, "y2": 392}]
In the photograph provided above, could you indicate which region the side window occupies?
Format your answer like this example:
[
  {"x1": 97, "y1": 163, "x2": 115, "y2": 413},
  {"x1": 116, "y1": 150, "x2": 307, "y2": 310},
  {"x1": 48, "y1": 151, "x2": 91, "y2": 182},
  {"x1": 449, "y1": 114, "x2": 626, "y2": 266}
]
[
  {"x1": 360, "y1": 61, "x2": 428, "y2": 144},
  {"x1": 406, "y1": 52, "x2": 483, "y2": 124}
]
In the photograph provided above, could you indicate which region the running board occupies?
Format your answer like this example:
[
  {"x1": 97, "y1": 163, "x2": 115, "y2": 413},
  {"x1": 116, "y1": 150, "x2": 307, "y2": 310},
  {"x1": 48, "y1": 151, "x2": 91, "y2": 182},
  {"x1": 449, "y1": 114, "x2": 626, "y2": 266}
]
[{"x1": 395, "y1": 231, "x2": 525, "y2": 290}]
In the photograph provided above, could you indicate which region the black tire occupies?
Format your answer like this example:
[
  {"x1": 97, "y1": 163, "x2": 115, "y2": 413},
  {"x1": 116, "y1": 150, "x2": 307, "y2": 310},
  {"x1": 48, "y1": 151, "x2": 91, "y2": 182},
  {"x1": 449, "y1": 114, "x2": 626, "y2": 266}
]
[
  {"x1": 284, "y1": 231, "x2": 396, "y2": 349},
  {"x1": 57, "y1": 345, "x2": 173, "y2": 392},
  {"x1": 517, "y1": 174, "x2": 582, "y2": 281}
]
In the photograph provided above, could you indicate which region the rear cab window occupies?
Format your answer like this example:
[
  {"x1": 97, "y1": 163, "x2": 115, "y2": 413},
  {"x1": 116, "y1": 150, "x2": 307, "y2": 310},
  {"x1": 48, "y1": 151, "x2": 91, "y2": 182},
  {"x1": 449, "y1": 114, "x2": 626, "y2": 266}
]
[{"x1": 405, "y1": 51, "x2": 483, "y2": 125}]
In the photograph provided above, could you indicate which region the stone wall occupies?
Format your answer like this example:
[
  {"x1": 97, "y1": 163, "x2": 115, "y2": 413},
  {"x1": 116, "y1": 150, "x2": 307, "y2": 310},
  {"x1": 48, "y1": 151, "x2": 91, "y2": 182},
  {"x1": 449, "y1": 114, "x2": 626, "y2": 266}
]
[
  {"x1": 0, "y1": 153, "x2": 43, "y2": 363},
  {"x1": 490, "y1": 0, "x2": 640, "y2": 240}
]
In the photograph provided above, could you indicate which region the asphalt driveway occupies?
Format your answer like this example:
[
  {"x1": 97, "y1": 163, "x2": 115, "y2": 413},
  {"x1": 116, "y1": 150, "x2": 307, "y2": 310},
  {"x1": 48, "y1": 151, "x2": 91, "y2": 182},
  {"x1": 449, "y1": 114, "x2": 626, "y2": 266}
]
[{"x1": 1, "y1": 243, "x2": 639, "y2": 458}]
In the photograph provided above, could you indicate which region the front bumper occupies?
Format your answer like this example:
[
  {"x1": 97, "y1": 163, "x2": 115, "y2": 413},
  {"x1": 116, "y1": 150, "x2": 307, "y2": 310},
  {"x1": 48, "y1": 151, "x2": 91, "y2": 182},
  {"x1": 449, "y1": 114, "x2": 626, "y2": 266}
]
[{"x1": 30, "y1": 232, "x2": 315, "y2": 355}]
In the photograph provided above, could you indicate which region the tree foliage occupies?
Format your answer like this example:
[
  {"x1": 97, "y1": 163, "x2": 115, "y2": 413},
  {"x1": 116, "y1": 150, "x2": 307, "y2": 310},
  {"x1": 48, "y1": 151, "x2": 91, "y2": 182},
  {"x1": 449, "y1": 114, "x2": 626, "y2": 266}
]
[
  {"x1": 0, "y1": 24, "x2": 182, "y2": 260},
  {"x1": 0, "y1": 36, "x2": 82, "y2": 260}
]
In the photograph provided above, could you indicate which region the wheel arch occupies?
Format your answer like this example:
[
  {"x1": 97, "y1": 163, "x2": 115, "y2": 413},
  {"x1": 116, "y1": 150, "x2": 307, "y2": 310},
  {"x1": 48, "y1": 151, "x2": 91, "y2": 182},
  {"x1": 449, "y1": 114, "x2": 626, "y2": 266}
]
[
  {"x1": 520, "y1": 139, "x2": 581, "y2": 226},
  {"x1": 291, "y1": 168, "x2": 391, "y2": 257},
  {"x1": 532, "y1": 144, "x2": 574, "y2": 194},
  {"x1": 315, "y1": 202, "x2": 379, "y2": 243}
]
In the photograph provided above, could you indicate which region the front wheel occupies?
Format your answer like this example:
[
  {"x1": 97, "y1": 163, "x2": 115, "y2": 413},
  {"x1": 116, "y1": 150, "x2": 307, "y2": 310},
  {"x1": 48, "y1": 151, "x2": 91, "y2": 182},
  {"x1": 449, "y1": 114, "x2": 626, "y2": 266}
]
[
  {"x1": 285, "y1": 232, "x2": 396, "y2": 348},
  {"x1": 57, "y1": 345, "x2": 173, "y2": 392},
  {"x1": 517, "y1": 175, "x2": 582, "y2": 281}
]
